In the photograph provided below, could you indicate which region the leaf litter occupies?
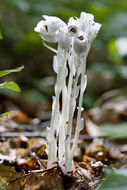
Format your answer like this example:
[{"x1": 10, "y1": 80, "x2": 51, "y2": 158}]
[{"x1": 0, "y1": 95, "x2": 127, "y2": 189}]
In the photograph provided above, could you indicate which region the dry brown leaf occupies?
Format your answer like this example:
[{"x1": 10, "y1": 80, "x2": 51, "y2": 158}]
[{"x1": 9, "y1": 110, "x2": 32, "y2": 124}]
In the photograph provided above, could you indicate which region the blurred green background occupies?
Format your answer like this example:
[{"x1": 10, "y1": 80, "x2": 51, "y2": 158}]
[{"x1": 0, "y1": 0, "x2": 127, "y2": 109}]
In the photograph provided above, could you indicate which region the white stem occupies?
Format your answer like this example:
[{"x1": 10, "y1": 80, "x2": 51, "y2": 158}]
[
  {"x1": 58, "y1": 84, "x2": 67, "y2": 169},
  {"x1": 71, "y1": 56, "x2": 86, "y2": 155},
  {"x1": 47, "y1": 92, "x2": 59, "y2": 168},
  {"x1": 65, "y1": 56, "x2": 80, "y2": 173},
  {"x1": 64, "y1": 48, "x2": 75, "y2": 172},
  {"x1": 47, "y1": 50, "x2": 67, "y2": 169}
]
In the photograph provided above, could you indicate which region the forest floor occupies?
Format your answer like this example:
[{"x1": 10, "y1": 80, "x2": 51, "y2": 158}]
[{"x1": 0, "y1": 93, "x2": 127, "y2": 190}]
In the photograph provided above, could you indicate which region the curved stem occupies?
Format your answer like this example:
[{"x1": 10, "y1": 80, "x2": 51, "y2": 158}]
[
  {"x1": 47, "y1": 51, "x2": 67, "y2": 169},
  {"x1": 71, "y1": 57, "x2": 86, "y2": 155},
  {"x1": 65, "y1": 56, "x2": 80, "y2": 172}
]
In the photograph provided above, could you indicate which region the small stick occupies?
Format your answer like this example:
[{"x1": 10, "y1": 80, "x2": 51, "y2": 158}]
[
  {"x1": 7, "y1": 165, "x2": 60, "y2": 185},
  {"x1": 0, "y1": 131, "x2": 102, "y2": 140}
]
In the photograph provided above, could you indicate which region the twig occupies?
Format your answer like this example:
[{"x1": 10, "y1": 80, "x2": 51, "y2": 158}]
[
  {"x1": 0, "y1": 120, "x2": 50, "y2": 131},
  {"x1": 7, "y1": 165, "x2": 60, "y2": 185},
  {"x1": 0, "y1": 131, "x2": 103, "y2": 140},
  {"x1": 0, "y1": 132, "x2": 46, "y2": 138}
]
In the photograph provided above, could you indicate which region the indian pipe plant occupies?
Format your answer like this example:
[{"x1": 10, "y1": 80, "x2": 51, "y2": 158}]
[{"x1": 34, "y1": 12, "x2": 101, "y2": 174}]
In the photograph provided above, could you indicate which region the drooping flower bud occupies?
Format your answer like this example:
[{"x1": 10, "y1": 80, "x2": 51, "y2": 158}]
[
  {"x1": 58, "y1": 26, "x2": 72, "y2": 51},
  {"x1": 79, "y1": 12, "x2": 94, "y2": 32},
  {"x1": 74, "y1": 32, "x2": 89, "y2": 54},
  {"x1": 88, "y1": 22, "x2": 102, "y2": 43},
  {"x1": 67, "y1": 17, "x2": 79, "y2": 37},
  {"x1": 34, "y1": 15, "x2": 66, "y2": 43},
  {"x1": 42, "y1": 15, "x2": 66, "y2": 33}
]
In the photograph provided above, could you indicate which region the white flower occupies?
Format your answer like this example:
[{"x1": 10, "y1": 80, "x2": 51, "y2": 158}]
[
  {"x1": 86, "y1": 22, "x2": 102, "y2": 43},
  {"x1": 34, "y1": 12, "x2": 102, "y2": 173},
  {"x1": 42, "y1": 15, "x2": 66, "y2": 33},
  {"x1": 58, "y1": 26, "x2": 72, "y2": 51},
  {"x1": 34, "y1": 15, "x2": 66, "y2": 43},
  {"x1": 34, "y1": 12, "x2": 101, "y2": 45},
  {"x1": 77, "y1": 12, "x2": 101, "y2": 44},
  {"x1": 67, "y1": 17, "x2": 79, "y2": 37},
  {"x1": 79, "y1": 12, "x2": 94, "y2": 32},
  {"x1": 74, "y1": 31, "x2": 89, "y2": 54}
]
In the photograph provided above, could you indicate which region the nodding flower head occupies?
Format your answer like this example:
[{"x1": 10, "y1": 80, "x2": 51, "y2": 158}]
[
  {"x1": 79, "y1": 12, "x2": 94, "y2": 32},
  {"x1": 67, "y1": 17, "x2": 79, "y2": 37},
  {"x1": 79, "y1": 12, "x2": 101, "y2": 44},
  {"x1": 74, "y1": 32, "x2": 89, "y2": 54},
  {"x1": 34, "y1": 12, "x2": 101, "y2": 47},
  {"x1": 42, "y1": 15, "x2": 66, "y2": 33},
  {"x1": 88, "y1": 22, "x2": 102, "y2": 42},
  {"x1": 34, "y1": 15, "x2": 66, "y2": 43},
  {"x1": 58, "y1": 26, "x2": 72, "y2": 51}
]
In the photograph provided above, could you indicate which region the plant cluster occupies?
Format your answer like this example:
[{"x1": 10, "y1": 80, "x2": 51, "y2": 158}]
[{"x1": 35, "y1": 12, "x2": 101, "y2": 173}]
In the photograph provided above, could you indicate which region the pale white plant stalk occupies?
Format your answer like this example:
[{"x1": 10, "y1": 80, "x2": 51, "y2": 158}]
[
  {"x1": 34, "y1": 12, "x2": 101, "y2": 173},
  {"x1": 48, "y1": 51, "x2": 67, "y2": 168},
  {"x1": 48, "y1": 43, "x2": 69, "y2": 168},
  {"x1": 58, "y1": 84, "x2": 67, "y2": 168}
]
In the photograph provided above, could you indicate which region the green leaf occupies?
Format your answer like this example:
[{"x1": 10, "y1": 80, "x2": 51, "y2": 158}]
[
  {"x1": 108, "y1": 39, "x2": 118, "y2": 55},
  {"x1": 0, "y1": 66, "x2": 24, "y2": 77},
  {"x1": 108, "y1": 39, "x2": 122, "y2": 65},
  {"x1": 101, "y1": 123, "x2": 127, "y2": 139},
  {"x1": 22, "y1": 89, "x2": 48, "y2": 104},
  {"x1": 0, "y1": 82, "x2": 21, "y2": 92},
  {"x1": 99, "y1": 168, "x2": 127, "y2": 190},
  {"x1": 0, "y1": 111, "x2": 15, "y2": 119},
  {"x1": 0, "y1": 31, "x2": 3, "y2": 40}
]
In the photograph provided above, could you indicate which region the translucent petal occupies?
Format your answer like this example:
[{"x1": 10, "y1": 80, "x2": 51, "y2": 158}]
[
  {"x1": 74, "y1": 32, "x2": 89, "y2": 54},
  {"x1": 42, "y1": 15, "x2": 66, "y2": 33},
  {"x1": 79, "y1": 12, "x2": 94, "y2": 32},
  {"x1": 89, "y1": 23, "x2": 102, "y2": 42},
  {"x1": 68, "y1": 17, "x2": 79, "y2": 37},
  {"x1": 68, "y1": 17, "x2": 79, "y2": 28},
  {"x1": 58, "y1": 26, "x2": 71, "y2": 51},
  {"x1": 34, "y1": 20, "x2": 44, "y2": 33},
  {"x1": 34, "y1": 16, "x2": 66, "y2": 43}
]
